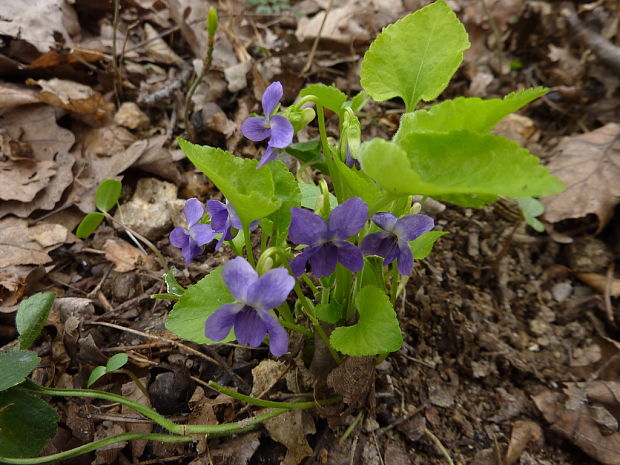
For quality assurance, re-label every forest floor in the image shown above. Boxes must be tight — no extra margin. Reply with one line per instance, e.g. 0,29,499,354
1,0,620,464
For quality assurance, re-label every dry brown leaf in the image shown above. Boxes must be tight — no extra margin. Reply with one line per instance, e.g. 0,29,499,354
542,123,620,230
113,102,150,130
534,382,620,465
327,356,375,412
0,217,73,268
250,359,288,397
26,78,107,118
0,159,56,202
0,0,80,53
144,23,182,65
576,272,620,296
121,379,152,460
295,0,372,44
0,83,39,108
0,265,45,308
103,238,152,272
264,409,316,465
504,420,544,465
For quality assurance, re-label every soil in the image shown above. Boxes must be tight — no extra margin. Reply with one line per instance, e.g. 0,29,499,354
1,1,620,464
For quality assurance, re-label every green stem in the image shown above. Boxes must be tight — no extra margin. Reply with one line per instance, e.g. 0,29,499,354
227,239,243,257
243,224,256,267
278,318,313,337
276,302,294,324
369,194,396,215
390,263,400,307
110,369,149,399
302,274,319,298
0,433,191,465
207,382,340,409
19,381,288,436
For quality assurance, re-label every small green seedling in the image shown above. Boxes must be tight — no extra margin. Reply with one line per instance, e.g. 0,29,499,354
75,179,122,238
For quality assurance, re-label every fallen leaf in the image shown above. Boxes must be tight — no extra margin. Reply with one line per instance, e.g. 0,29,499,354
0,0,80,53
0,217,73,268
504,420,543,465
114,102,150,130
264,409,316,465
206,432,260,465
27,78,107,118
144,23,182,65
576,272,620,296
327,356,375,412
542,123,620,231
533,382,620,465
0,82,39,108
103,238,153,272
0,266,45,308
295,0,372,45
0,158,56,202
250,359,288,397
121,379,152,460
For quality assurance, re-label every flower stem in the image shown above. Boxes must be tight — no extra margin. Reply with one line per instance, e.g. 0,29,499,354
278,318,313,337
276,302,295,324
207,381,340,409
0,433,191,465
390,263,400,307
243,224,256,268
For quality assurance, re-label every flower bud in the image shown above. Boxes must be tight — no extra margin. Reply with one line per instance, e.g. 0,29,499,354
283,105,316,133
207,7,218,39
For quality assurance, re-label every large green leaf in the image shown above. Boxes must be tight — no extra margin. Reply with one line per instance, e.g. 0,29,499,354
410,231,449,260
298,182,338,210
299,84,347,114
16,292,56,350
0,388,58,458
330,286,403,356
265,161,301,245
360,0,470,111
178,139,281,226
360,134,565,204
166,267,235,344
0,350,40,392
333,157,382,210
394,87,548,143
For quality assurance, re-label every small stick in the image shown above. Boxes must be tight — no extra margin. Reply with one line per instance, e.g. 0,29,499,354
111,0,122,106
424,427,455,465
301,0,334,75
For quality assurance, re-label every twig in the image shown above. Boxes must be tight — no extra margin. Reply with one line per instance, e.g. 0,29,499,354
424,427,454,465
301,0,334,75
111,0,122,106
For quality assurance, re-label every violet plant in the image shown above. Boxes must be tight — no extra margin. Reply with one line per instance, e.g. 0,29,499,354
0,2,565,463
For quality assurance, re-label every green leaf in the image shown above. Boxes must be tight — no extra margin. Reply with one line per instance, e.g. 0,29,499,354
164,269,185,296
298,182,338,210
349,91,370,113
315,302,343,324
360,0,470,111
0,388,58,458
299,83,347,114
95,179,122,212
333,157,382,209
75,212,104,238
0,350,40,392
410,231,449,260
16,292,56,350
87,366,107,387
165,267,235,344
106,353,128,372
361,134,565,205
285,140,327,172
178,138,281,226
330,286,403,356
265,161,301,245
394,87,548,143
518,197,545,232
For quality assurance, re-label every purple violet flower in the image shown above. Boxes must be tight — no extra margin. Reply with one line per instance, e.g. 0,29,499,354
207,199,258,250
240,81,294,168
345,146,361,170
204,257,293,356
360,212,434,275
169,198,218,266
289,197,368,278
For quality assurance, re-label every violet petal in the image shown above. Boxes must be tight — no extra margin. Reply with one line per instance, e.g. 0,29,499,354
205,303,243,341
262,81,283,116
393,214,434,241
397,242,414,275
334,240,364,272
226,202,244,230
290,247,315,277
190,223,217,246
360,231,399,265
241,117,271,142
234,308,267,347
372,212,398,233
327,197,368,240
206,200,229,233
268,115,294,148
181,238,202,266
289,207,328,245
257,145,279,169
258,310,289,356
169,227,189,248
246,268,294,311
222,257,258,302
184,198,204,226
308,243,338,278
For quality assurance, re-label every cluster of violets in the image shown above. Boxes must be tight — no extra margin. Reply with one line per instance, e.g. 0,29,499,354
170,82,434,356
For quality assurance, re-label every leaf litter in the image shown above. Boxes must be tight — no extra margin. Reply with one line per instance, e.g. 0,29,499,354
0,0,620,464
